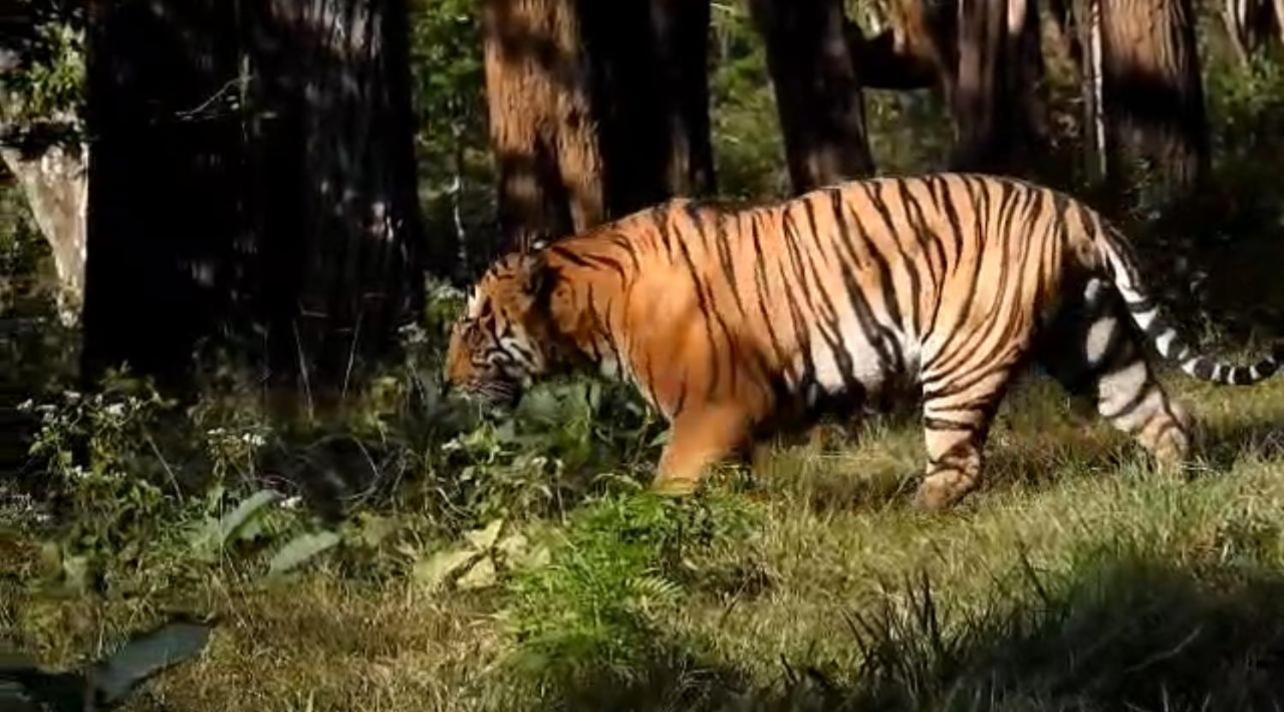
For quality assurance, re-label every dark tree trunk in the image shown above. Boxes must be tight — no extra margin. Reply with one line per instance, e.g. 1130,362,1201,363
482,0,605,251
750,0,873,193
583,0,716,214
1099,0,1209,203
82,0,245,389
245,0,424,410
950,0,1047,173
848,0,956,92
84,0,423,404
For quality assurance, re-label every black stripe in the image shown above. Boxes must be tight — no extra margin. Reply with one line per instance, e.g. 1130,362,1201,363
675,227,723,400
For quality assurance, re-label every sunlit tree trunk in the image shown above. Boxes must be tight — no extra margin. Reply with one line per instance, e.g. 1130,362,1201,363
245,0,425,410
1099,0,1209,202
481,0,605,251
0,143,86,324
751,0,873,193
1222,0,1283,64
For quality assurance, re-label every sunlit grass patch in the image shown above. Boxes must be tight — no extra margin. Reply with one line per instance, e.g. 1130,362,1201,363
6,367,1284,710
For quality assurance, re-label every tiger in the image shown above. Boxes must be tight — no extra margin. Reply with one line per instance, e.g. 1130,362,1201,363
444,173,1282,510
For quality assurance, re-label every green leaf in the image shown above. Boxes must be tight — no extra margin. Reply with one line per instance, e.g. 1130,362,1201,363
216,490,280,547
267,531,341,576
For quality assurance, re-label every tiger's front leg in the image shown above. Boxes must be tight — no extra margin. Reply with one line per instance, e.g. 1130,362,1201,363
651,402,754,496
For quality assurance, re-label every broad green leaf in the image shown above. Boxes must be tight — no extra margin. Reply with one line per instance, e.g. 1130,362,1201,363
216,490,280,546
267,531,340,576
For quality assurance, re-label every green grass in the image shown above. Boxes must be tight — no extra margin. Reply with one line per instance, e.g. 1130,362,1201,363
6,372,1284,711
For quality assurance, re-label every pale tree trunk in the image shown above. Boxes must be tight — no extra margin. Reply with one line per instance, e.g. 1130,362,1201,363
751,0,874,193
482,0,605,251
0,142,86,325
951,0,1047,172
1222,0,1283,64
1099,0,1209,203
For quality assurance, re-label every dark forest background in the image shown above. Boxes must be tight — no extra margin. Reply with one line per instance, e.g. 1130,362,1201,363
5,2,1284,710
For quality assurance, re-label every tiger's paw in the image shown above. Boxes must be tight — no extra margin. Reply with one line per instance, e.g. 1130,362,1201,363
912,472,976,512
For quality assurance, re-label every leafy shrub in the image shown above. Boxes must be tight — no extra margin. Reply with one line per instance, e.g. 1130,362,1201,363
504,490,756,694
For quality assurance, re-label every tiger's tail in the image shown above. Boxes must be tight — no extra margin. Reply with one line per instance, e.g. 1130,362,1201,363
1090,217,1282,386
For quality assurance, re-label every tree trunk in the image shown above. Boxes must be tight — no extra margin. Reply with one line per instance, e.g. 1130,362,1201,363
1099,0,1209,203
245,0,424,410
848,0,955,92
85,0,423,401
583,0,716,214
482,0,605,251
751,0,874,193
950,0,1047,173
0,142,86,325
1222,0,1282,64
82,0,246,388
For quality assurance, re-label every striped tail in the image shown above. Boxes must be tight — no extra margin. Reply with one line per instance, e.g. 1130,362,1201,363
1094,224,1282,386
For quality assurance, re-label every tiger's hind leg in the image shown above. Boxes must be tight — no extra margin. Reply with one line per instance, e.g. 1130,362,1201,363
1038,279,1193,468
914,369,1014,511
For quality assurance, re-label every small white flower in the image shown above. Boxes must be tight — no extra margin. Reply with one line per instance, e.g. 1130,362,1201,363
241,432,266,447
64,391,81,401
17,399,33,411
103,403,126,418
280,496,302,510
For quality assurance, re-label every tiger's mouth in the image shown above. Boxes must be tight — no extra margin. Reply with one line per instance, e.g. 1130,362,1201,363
462,378,522,406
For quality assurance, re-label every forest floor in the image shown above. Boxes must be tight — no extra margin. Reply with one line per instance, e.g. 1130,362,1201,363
5,371,1284,711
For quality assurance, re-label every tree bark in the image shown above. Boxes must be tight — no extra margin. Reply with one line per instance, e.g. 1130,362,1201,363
1099,0,1209,203
482,0,605,251
848,0,955,92
84,0,423,401
950,0,1047,173
1222,0,1283,64
245,0,424,409
751,0,874,193
583,0,716,213
0,142,86,324
82,0,246,388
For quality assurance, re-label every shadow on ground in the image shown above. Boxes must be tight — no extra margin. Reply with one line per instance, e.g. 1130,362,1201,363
547,552,1284,712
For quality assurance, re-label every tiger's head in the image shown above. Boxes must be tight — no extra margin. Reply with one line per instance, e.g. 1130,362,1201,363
444,252,554,405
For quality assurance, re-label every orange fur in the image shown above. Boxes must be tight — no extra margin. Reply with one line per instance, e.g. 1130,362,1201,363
446,173,1278,509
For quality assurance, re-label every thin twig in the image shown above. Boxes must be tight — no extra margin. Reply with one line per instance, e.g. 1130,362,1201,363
293,320,315,421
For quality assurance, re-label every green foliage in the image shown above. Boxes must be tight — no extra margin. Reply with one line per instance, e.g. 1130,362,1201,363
0,180,52,314
408,0,498,276
0,2,85,135
504,490,756,692
709,4,789,200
